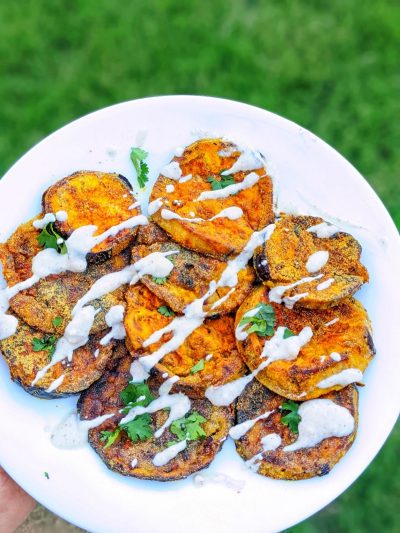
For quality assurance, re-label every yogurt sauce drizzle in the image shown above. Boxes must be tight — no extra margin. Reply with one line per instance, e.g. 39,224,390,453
195,172,261,202
317,278,334,291
51,412,114,449
160,206,243,223
283,399,355,452
220,150,264,175
100,305,126,346
307,222,341,238
317,368,363,388
161,161,182,180
152,439,187,467
245,433,282,471
33,211,68,229
229,410,274,440
306,251,329,273
269,273,323,309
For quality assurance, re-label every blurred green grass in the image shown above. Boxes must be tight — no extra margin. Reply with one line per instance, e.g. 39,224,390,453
0,0,398,531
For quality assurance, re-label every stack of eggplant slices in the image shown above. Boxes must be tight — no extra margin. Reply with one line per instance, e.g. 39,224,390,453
0,138,374,481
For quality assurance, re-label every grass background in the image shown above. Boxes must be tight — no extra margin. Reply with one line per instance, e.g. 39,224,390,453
1,0,399,531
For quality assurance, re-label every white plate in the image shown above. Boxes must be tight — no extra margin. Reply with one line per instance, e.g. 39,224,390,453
0,96,399,533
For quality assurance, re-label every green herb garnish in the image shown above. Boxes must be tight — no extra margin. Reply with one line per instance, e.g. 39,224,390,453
100,382,155,449
157,305,175,317
283,328,295,339
152,276,167,285
208,174,235,190
239,303,276,337
130,147,149,188
52,316,62,328
169,412,207,444
190,359,205,374
38,222,67,254
44,472,49,479
32,335,57,357
281,400,301,434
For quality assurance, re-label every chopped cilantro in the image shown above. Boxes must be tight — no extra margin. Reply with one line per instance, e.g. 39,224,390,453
169,412,207,444
283,328,295,339
100,428,122,449
208,174,235,190
121,414,153,442
44,472,49,479
120,382,154,409
37,222,67,254
281,400,301,434
157,305,175,317
32,335,57,357
130,147,149,188
239,303,276,337
52,316,62,328
190,359,205,374
152,276,167,285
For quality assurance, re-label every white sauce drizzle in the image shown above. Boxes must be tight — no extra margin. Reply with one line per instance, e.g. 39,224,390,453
269,273,323,309
179,173,193,183
245,433,282,471
161,161,182,180
158,375,180,396
235,307,259,341
307,222,341,238
283,399,354,452
195,172,260,202
325,318,339,327
193,473,245,492
166,184,175,193
100,305,126,346
220,150,263,175
205,353,213,361
330,352,342,362
33,211,68,229
160,206,243,223
148,198,164,216
129,360,150,383
152,439,187,467
306,251,329,273
45,374,65,393
51,412,114,449
131,458,138,468
317,368,363,388
317,278,334,291
128,200,140,211
94,349,100,358
229,410,274,440
210,287,235,310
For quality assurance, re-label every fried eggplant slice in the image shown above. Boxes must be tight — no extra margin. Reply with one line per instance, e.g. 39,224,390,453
254,215,369,308
150,138,274,259
131,242,255,315
136,222,169,245
78,355,234,481
0,218,131,333
42,171,140,261
0,315,120,398
235,286,374,400
234,380,358,480
124,284,245,398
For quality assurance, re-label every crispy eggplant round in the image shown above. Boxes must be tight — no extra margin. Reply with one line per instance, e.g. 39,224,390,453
234,380,358,480
135,222,169,245
150,138,274,259
42,171,140,261
0,218,131,334
78,355,234,481
235,286,374,400
124,284,245,398
254,215,369,308
0,315,120,398
131,241,255,315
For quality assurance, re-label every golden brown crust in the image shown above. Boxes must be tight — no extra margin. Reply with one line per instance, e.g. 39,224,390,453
131,241,255,315
254,215,368,308
42,171,139,258
124,284,246,398
78,356,234,481
235,286,374,400
235,380,358,480
0,314,121,398
150,139,274,259
135,223,169,245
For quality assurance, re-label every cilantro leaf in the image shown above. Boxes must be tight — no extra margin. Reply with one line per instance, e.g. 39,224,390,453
120,382,154,408
130,147,149,188
52,316,62,328
37,222,67,254
152,276,167,285
170,412,207,443
281,400,301,434
100,428,122,449
157,305,175,317
208,174,235,190
121,413,153,442
190,359,205,374
283,328,295,339
239,303,276,337
32,335,57,357
44,472,49,479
